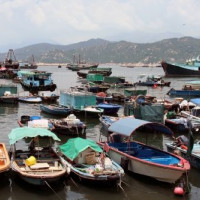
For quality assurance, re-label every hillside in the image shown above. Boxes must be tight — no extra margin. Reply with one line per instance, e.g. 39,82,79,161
1,37,200,64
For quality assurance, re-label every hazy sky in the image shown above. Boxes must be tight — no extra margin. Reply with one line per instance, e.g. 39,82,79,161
0,0,199,51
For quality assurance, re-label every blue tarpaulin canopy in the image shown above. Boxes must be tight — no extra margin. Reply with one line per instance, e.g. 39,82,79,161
108,118,174,137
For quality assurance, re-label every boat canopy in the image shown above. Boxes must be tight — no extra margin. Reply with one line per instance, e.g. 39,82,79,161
108,118,174,137
8,127,60,145
20,71,52,76
59,137,102,161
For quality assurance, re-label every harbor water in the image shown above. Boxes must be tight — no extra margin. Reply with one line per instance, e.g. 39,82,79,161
0,65,200,200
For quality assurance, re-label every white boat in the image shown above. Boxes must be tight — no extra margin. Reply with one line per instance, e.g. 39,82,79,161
98,118,190,184
18,96,42,103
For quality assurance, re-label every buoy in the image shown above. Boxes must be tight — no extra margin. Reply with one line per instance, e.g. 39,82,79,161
174,186,185,196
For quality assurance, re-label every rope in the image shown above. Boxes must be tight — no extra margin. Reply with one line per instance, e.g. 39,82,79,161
44,180,64,200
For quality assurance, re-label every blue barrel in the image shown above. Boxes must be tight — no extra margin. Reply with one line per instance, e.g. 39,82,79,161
30,116,41,121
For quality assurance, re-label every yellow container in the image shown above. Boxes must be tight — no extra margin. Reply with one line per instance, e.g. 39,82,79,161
25,156,36,166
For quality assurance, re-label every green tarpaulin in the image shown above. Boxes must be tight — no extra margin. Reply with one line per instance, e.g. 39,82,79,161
59,137,103,161
9,127,61,145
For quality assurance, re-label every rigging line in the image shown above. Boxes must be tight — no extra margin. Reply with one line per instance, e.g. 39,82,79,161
44,180,64,200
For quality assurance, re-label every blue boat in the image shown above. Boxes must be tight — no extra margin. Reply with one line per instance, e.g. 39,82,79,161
20,71,57,93
97,103,122,115
190,98,200,105
167,88,200,97
40,104,72,116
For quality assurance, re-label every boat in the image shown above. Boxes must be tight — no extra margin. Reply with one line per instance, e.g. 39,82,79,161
166,135,200,169
134,76,171,87
182,81,200,90
98,118,190,184
9,127,69,186
0,49,19,79
96,92,113,104
40,104,72,116
19,55,38,69
0,143,10,173
18,96,42,103
58,137,124,184
167,88,200,97
97,103,122,115
77,71,88,79
161,58,200,77
60,89,104,117
20,70,57,93
67,55,99,71
50,114,86,135
88,68,112,76
38,91,59,103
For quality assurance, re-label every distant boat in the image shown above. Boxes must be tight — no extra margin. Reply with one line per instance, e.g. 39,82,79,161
67,55,98,71
19,55,38,69
40,104,72,116
161,57,200,77
167,88,200,97
18,96,42,103
97,103,122,115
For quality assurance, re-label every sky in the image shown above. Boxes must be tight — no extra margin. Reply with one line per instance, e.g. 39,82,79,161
0,0,199,52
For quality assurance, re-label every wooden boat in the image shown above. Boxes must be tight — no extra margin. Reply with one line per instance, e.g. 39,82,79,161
58,137,124,184
20,70,57,93
9,127,69,186
88,68,112,76
40,104,72,116
98,118,190,184
77,71,87,79
18,96,42,103
0,143,10,173
167,88,200,97
97,103,122,115
166,135,200,169
50,114,86,135
38,91,59,103
19,56,38,69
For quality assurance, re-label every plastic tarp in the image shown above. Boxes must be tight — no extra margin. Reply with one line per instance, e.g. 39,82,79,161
108,118,173,137
59,137,103,161
9,127,61,145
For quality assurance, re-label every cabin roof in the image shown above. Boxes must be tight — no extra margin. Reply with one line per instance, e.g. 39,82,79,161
108,118,174,137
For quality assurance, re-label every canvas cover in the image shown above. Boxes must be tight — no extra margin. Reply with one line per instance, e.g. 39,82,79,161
9,127,60,145
59,137,102,161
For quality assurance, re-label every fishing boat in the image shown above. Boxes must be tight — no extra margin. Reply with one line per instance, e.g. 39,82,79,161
166,135,200,169
96,92,113,104
19,55,38,69
20,71,57,93
38,91,59,103
98,118,190,184
97,103,122,115
0,143,10,173
161,57,200,77
18,96,42,103
50,114,86,135
134,76,171,87
88,68,112,76
9,127,69,186
58,137,124,184
167,88,200,97
40,104,72,116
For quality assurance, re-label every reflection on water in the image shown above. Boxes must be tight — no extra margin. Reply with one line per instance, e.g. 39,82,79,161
0,65,199,200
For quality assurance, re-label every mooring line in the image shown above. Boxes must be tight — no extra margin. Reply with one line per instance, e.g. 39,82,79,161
44,180,64,200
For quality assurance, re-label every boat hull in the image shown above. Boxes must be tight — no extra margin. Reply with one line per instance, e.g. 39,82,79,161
99,142,189,183
161,61,200,77
167,88,200,97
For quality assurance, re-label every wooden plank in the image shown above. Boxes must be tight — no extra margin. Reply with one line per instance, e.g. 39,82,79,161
30,163,49,170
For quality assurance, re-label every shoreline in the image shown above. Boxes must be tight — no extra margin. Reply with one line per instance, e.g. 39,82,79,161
38,62,161,68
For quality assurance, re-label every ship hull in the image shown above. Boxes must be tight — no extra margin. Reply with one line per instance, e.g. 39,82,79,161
161,61,200,77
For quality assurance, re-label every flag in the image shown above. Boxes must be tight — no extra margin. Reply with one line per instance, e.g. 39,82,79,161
103,142,110,152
